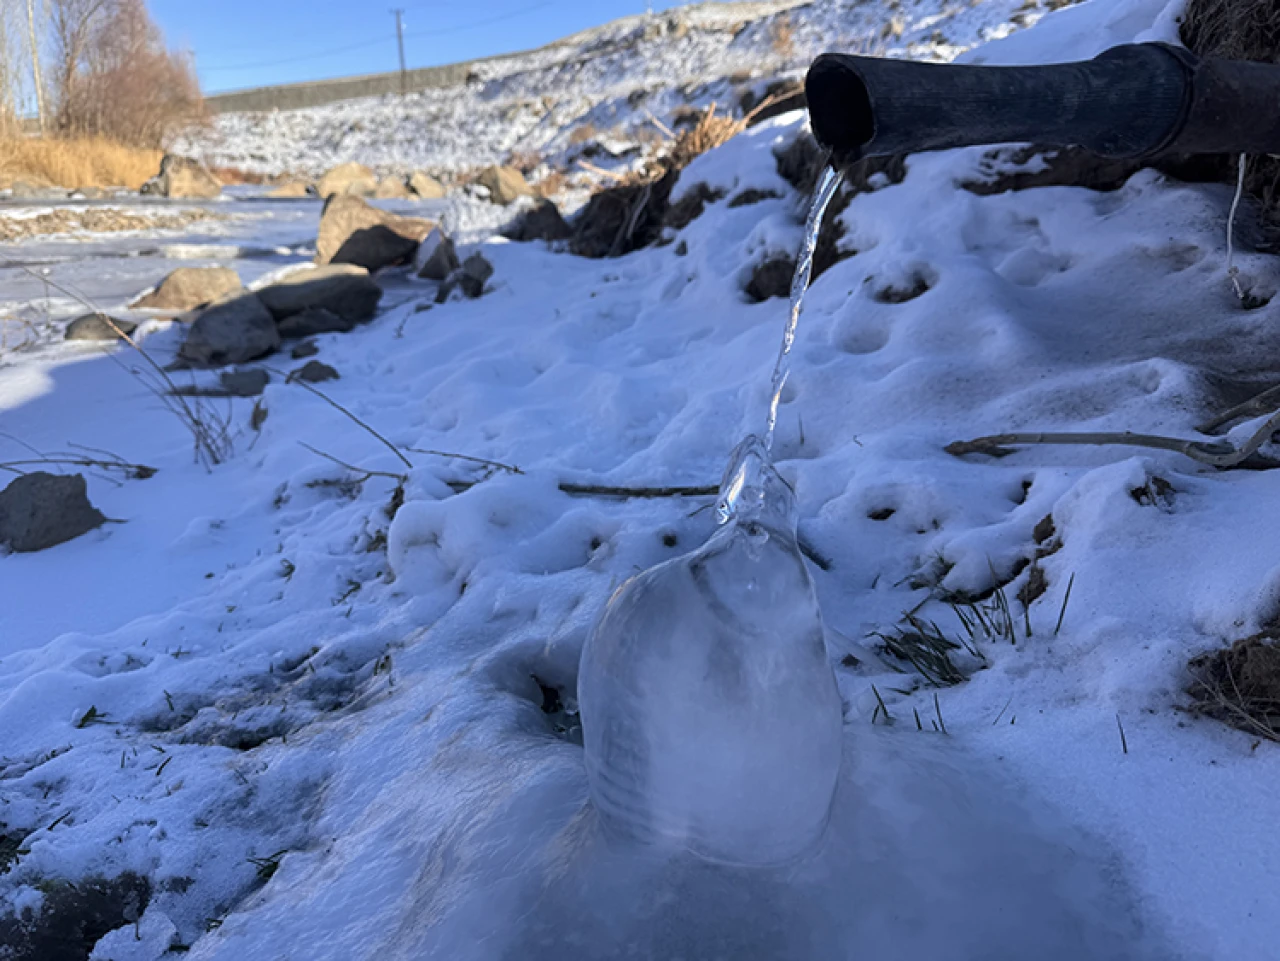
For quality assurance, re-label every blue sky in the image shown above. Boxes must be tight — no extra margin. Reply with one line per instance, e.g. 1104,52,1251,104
150,0,692,94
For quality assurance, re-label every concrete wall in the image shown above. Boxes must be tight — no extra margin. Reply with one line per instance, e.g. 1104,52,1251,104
205,61,484,114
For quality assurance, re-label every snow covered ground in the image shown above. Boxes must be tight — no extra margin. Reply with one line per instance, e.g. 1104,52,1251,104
179,0,1057,178
6,0,1280,958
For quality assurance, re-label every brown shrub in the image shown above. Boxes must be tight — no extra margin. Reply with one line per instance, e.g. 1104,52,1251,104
567,124,598,146
0,136,162,188
210,166,269,186
53,0,205,148
1188,632,1280,742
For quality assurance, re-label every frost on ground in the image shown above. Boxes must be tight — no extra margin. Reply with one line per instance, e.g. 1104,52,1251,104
4,0,1280,958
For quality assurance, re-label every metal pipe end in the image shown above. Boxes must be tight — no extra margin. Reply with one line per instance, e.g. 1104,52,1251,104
805,54,874,164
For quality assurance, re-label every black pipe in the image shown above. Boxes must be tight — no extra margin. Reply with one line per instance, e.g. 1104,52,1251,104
805,43,1280,167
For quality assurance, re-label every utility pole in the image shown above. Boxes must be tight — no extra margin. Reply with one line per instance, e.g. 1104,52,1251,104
25,0,45,133
392,9,407,96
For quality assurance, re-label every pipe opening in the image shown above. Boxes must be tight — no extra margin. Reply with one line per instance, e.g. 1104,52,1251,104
805,55,875,162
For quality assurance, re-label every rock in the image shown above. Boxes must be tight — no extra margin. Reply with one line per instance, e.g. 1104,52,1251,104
746,256,795,302
267,180,313,199
316,162,378,199
290,360,340,383
141,155,221,199
132,267,243,312
11,179,66,200
291,340,320,359
219,368,270,396
315,195,434,271
278,307,353,338
179,293,281,367
505,199,571,242
64,313,138,341
257,264,383,325
374,177,413,199
415,228,461,281
437,252,494,302
475,165,535,205
570,168,677,259
0,472,105,552
408,171,446,199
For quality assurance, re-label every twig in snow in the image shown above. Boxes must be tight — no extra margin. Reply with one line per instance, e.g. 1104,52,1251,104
0,257,234,467
403,447,523,475
268,370,412,471
298,443,407,483
946,422,1280,469
1197,382,1280,435
1116,713,1129,755
558,483,718,498
1054,573,1076,637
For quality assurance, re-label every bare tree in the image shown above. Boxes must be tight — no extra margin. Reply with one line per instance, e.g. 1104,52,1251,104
51,0,203,146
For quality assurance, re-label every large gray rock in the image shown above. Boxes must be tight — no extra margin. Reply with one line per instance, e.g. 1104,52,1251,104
506,200,571,242
408,171,445,199
65,313,138,341
278,308,352,338
415,229,461,282
132,267,243,312
476,165,535,205
257,264,383,326
437,252,494,302
179,293,281,367
316,162,378,199
220,368,270,396
141,155,222,200
316,195,434,271
0,473,105,552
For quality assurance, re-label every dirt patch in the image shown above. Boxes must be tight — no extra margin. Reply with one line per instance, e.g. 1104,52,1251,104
959,145,1145,196
1188,632,1280,742
0,207,224,242
0,872,150,961
665,183,725,230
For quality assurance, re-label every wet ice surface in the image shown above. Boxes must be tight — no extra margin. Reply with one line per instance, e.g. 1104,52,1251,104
3,2,1280,957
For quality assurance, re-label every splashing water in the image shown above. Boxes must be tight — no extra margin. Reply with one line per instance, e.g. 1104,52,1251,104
762,165,845,457
578,168,850,867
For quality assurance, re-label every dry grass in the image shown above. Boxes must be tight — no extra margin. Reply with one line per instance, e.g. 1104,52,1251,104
1181,0,1280,220
0,137,161,189
1188,632,1280,743
769,18,796,59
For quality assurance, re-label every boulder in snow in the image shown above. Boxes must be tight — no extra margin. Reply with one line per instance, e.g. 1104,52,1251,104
0,473,105,553
179,293,281,367
257,264,383,326
316,195,433,271
132,267,243,312
316,162,378,199
415,228,461,281
219,368,270,397
437,252,494,302
409,171,446,199
374,176,413,199
475,165,535,205
278,307,354,338
289,360,340,384
64,313,137,341
141,155,222,200
267,180,314,199
505,200,572,242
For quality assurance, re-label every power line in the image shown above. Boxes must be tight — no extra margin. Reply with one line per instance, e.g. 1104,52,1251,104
200,1,553,74
393,9,407,96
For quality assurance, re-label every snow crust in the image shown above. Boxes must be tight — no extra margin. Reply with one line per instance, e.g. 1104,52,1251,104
4,0,1280,958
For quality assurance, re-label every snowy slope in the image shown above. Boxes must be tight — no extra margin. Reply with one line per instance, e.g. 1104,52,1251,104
7,0,1280,958
178,0,1059,178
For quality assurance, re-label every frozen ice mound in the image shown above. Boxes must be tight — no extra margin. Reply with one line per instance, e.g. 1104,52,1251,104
579,437,844,865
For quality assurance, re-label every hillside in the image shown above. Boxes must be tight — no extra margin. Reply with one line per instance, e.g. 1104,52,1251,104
177,0,1053,177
